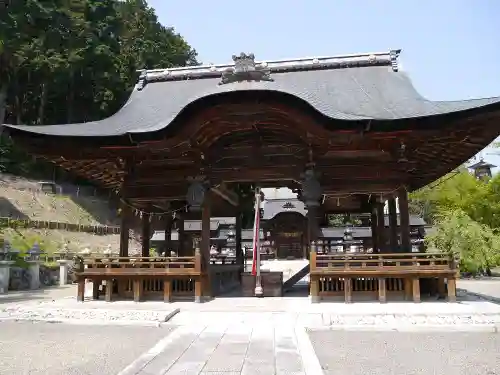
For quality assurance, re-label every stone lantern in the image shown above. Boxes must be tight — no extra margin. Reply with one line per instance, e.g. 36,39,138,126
25,243,44,289
342,225,354,253
225,225,236,257
26,243,43,262
57,243,73,286
0,237,15,294
0,238,11,262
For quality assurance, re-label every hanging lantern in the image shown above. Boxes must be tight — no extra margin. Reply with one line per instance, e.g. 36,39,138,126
301,169,322,207
186,180,208,211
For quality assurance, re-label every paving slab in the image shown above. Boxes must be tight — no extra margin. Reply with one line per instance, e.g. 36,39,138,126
119,323,318,375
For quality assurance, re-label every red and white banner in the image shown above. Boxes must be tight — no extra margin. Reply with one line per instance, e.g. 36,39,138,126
251,189,261,276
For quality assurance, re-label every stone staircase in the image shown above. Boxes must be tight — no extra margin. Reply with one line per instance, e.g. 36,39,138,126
261,259,310,293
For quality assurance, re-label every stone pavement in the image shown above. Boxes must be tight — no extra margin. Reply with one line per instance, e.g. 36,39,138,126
118,320,320,375
458,279,500,303
0,321,174,375
309,330,500,375
3,283,500,374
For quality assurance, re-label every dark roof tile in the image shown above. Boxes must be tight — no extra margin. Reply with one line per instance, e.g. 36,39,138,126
4,50,500,137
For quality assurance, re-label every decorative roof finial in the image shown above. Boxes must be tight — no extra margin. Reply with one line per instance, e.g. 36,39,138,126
219,53,274,85
390,49,401,72
137,69,147,91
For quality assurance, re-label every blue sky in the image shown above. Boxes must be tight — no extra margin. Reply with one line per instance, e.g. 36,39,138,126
149,0,500,168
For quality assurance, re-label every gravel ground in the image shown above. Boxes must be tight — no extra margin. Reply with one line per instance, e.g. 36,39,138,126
0,321,174,375
309,330,500,375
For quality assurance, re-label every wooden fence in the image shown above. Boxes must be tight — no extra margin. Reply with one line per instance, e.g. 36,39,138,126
0,217,120,234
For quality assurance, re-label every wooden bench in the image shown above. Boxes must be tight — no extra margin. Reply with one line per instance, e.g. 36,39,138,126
310,251,458,303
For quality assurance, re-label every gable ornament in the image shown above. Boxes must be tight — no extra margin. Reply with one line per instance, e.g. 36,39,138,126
219,53,274,85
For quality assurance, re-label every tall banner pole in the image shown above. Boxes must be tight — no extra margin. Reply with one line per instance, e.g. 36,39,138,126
251,189,259,275
253,187,263,297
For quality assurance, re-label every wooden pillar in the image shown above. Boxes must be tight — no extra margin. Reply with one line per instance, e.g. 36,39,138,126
398,187,411,252
141,214,151,257
447,277,457,302
388,198,398,251
119,202,130,257
309,242,319,303
177,214,185,256
370,207,378,253
307,205,319,258
344,278,352,303
376,200,386,252
235,210,243,266
412,277,421,303
201,193,212,297
378,278,387,303
164,216,173,256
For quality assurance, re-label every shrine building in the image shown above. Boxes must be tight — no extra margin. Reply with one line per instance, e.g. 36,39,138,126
2,50,500,303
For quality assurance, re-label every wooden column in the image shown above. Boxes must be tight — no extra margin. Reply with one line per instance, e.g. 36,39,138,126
370,207,378,253
119,202,130,257
398,188,411,252
201,192,212,297
309,242,319,303
307,205,319,258
164,216,173,256
388,198,398,251
141,215,150,257
376,201,386,252
177,214,185,256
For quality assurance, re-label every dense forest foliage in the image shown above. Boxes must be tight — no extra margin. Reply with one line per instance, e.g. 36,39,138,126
0,0,198,176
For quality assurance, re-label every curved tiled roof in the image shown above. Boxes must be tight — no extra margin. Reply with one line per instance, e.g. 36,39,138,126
3,49,500,137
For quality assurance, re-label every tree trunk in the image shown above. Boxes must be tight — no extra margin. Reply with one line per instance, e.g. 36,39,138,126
0,84,7,125
12,74,21,125
37,82,47,124
67,70,74,123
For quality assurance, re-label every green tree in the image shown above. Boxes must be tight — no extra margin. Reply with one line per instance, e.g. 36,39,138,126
0,0,198,177
426,209,500,274
409,169,485,224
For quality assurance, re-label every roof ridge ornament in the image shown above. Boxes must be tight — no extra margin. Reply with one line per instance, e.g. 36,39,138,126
219,53,274,85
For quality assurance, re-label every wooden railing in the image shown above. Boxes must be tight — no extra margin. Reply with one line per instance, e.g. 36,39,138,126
310,251,459,303
75,254,203,302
